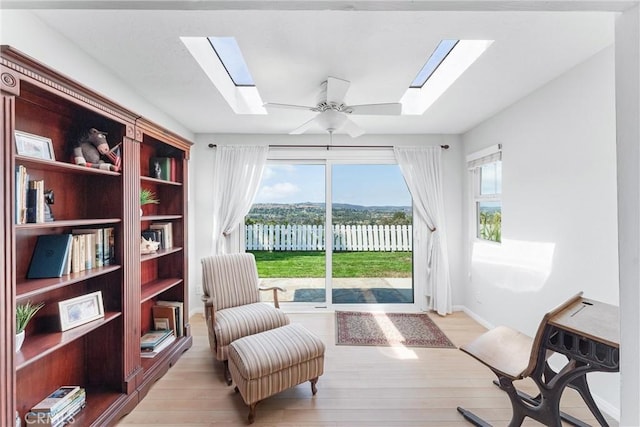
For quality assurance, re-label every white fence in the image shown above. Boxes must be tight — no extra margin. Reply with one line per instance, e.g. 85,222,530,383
245,224,412,252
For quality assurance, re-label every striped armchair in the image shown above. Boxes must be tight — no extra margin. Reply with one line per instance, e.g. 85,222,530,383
201,253,290,384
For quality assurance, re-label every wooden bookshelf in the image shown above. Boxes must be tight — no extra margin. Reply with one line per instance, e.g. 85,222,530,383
16,312,122,369
16,265,121,299
1,45,192,426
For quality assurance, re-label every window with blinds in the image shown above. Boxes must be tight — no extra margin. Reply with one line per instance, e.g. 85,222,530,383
468,145,502,243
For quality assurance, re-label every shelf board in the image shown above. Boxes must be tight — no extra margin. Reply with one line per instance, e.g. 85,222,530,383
141,278,183,302
16,218,121,230
71,388,128,427
16,155,121,176
140,335,191,371
140,215,182,222
140,247,182,262
141,175,182,186
16,311,122,370
17,265,122,300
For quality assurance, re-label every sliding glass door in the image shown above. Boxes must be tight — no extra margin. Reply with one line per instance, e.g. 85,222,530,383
246,158,414,308
331,164,413,304
246,163,327,304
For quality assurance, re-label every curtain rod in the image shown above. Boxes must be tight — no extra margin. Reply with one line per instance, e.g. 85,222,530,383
207,143,450,150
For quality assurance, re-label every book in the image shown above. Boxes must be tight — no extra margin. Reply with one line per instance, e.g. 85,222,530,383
72,228,105,268
27,234,73,279
26,391,86,427
150,222,173,249
152,305,178,335
15,165,27,224
103,227,115,265
30,386,81,414
140,334,176,358
26,179,45,223
140,329,173,349
155,300,184,337
28,388,86,423
70,235,82,273
62,238,72,276
36,180,45,223
170,157,177,182
26,186,37,223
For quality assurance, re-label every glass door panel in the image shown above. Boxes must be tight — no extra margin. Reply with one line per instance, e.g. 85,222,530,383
331,164,413,304
246,164,326,304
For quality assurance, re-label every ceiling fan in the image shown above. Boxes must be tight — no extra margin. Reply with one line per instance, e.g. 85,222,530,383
264,76,402,138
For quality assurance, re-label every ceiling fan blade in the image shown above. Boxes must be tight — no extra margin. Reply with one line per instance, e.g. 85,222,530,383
347,103,402,115
264,102,316,111
325,76,350,104
341,117,365,138
289,116,319,135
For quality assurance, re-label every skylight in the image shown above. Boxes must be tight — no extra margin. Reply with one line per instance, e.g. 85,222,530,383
207,37,255,86
181,37,266,114
410,40,459,88
401,40,493,115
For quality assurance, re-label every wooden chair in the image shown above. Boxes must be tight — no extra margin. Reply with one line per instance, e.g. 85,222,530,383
457,291,613,427
201,253,290,384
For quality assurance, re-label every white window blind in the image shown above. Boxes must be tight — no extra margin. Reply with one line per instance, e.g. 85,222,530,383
467,144,502,169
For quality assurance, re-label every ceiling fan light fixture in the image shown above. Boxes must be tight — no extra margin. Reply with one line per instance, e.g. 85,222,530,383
316,109,348,132
266,75,400,137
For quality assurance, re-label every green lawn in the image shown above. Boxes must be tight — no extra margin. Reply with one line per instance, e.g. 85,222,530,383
249,250,412,278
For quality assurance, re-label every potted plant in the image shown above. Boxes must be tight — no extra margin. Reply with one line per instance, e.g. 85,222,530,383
16,301,44,352
140,189,159,216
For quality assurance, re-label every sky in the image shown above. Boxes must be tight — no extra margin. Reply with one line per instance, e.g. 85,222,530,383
254,164,412,207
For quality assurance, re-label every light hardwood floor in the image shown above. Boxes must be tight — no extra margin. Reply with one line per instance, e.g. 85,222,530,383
117,311,617,426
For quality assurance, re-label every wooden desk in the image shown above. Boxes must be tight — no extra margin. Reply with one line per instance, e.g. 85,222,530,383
545,298,620,364
547,297,619,351
540,297,619,426
458,296,619,427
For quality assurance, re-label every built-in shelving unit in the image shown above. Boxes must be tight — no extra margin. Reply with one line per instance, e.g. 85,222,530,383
1,45,192,426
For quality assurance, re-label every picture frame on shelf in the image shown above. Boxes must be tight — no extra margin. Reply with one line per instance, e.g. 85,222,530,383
58,291,105,331
14,130,56,161
154,318,170,330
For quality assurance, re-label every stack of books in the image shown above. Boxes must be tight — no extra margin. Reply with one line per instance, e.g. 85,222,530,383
24,386,86,427
70,227,116,272
152,300,184,337
15,165,56,224
26,228,116,279
15,166,44,224
142,222,173,250
140,329,176,358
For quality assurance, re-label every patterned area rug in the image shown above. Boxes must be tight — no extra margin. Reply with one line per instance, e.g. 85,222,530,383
336,311,456,348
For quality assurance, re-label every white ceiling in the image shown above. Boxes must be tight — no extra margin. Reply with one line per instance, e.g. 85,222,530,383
29,6,615,136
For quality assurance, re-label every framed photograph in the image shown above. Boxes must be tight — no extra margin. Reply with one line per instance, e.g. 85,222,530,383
14,130,56,161
154,318,170,330
58,291,105,331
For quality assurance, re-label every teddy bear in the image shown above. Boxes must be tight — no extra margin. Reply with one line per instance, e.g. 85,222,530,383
72,128,121,172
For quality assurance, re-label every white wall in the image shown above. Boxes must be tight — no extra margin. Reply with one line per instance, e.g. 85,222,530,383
462,46,620,415
614,5,640,426
3,5,627,419
188,133,464,316
0,10,192,140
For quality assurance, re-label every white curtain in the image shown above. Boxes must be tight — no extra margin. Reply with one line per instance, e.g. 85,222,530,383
211,145,268,254
394,146,452,315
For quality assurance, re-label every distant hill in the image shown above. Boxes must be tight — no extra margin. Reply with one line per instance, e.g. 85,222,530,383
246,203,412,225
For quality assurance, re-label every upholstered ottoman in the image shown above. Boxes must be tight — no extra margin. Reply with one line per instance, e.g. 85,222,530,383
228,323,325,423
